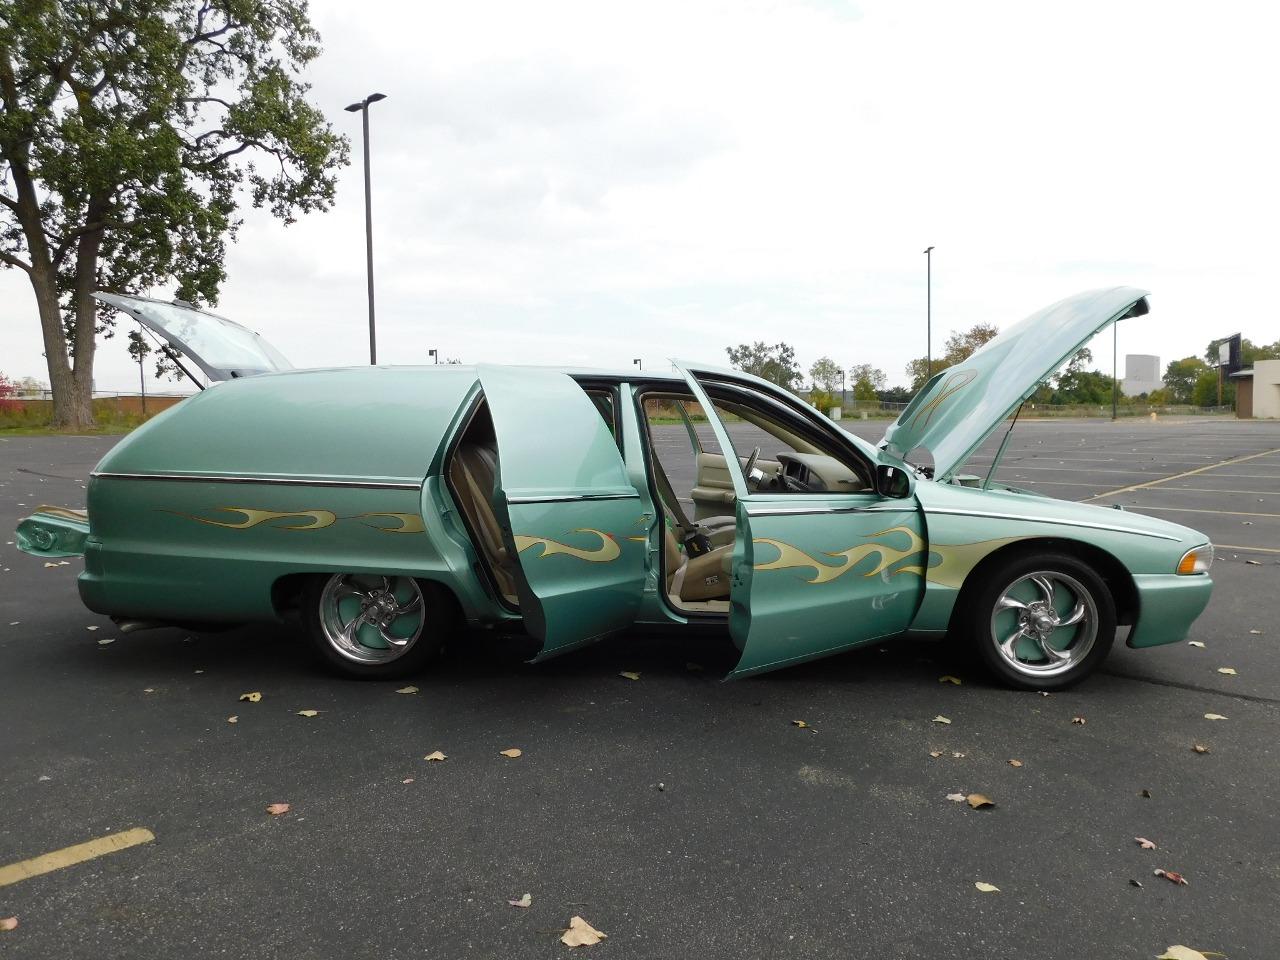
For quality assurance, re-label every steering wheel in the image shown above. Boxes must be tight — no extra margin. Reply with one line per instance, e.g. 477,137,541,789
742,446,762,489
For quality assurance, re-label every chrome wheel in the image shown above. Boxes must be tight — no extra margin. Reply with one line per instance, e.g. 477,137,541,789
989,570,1097,679
317,574,426,665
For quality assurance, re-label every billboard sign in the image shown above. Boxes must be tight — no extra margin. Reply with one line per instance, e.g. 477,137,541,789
1216,333,1242,373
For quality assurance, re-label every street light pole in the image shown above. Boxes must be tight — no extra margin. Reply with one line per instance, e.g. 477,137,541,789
345,92,387,365
923,246,934,380
1112,322,1118,421
428,349,438,365
633,359,642,370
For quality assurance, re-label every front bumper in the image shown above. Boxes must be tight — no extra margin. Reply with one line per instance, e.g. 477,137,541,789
1126,573,1213,648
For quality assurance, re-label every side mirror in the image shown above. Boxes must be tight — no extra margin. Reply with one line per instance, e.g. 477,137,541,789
876,463,914,499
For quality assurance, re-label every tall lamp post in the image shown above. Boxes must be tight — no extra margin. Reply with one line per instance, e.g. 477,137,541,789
1112,323,1118,421
633,358,642,370
428,349,438,365
345,92,387,365
923,246,935,380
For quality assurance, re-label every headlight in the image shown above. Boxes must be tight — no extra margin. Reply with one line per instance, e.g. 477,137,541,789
1177,544,1214,575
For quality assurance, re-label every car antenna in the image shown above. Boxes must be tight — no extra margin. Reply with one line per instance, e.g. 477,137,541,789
981,400,1025,490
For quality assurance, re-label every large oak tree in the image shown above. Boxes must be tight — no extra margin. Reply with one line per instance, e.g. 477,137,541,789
0,0,347,427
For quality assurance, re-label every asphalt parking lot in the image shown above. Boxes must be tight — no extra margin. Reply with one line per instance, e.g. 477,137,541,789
2,417,1278,959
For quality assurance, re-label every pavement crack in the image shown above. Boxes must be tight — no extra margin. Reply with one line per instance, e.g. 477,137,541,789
1102,668,1280,706
16,467,81,480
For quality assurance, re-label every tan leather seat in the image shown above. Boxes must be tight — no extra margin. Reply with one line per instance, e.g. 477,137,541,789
664,528,732,603
450,442,519,601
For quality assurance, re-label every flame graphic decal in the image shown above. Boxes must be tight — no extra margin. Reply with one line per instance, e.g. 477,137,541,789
164,508,426,533
513,528,621,563
753,526,928,584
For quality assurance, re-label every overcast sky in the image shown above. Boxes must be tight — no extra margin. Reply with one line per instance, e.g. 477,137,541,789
3,0,1277,393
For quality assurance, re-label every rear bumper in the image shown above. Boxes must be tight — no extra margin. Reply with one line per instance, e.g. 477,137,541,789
1126,573,1213,648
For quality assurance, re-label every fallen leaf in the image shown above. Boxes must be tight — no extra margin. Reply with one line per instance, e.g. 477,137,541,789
945,792,967,802
266,803,290,816
395,685,419,695
1008,759,1023,768
1216,667,1237,676
1204,713,1228,721
402,778,415,784
792,720,808,728
500,748,522,758
967,793,995,810
1188,641,1205,648
1071,716,1086,725
561,916,606,947
1192,744,1210,754
1129,879,1142,888
424,750,447,761
938,675,962,685
297,709,319,718
619,671,641,680
1153,868,1188,886
974,882,999,893
1040,691,1050,697
1249,629,1262,635
239,691,262,703
97,637,114,646
0,917,16,931
932,715,951,724
43,562,58,568
227,716,238,724
929,750,943,758
508,893,532,908
1135,837,1157,849
1140,789,1152,798
1158,947,1213,960
143,688,155,694
951,751,966,759
86,625,98,631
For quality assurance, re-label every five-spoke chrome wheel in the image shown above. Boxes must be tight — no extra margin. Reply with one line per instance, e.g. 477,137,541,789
317,573,427,666
989,571,1097,678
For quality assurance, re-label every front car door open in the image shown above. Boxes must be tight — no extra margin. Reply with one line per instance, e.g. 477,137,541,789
478,366,648,660
674,362,927,678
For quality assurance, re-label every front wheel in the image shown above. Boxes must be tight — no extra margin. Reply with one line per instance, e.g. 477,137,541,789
302,573,451,679
962,553,1116,690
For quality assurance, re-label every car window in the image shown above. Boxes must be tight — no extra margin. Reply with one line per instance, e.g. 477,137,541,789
583,387,621,450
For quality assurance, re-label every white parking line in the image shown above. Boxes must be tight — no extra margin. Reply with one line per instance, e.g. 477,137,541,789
1086,447,1280,501
1122,505,1280,519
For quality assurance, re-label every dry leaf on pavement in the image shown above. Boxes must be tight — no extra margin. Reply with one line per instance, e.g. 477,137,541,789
938,675,962,685
395,685,419,694
1008,759,1023,767
619,671,640,680
424,751,447,761
500,748,522,758
508,893,532,908
1249,629,1262,635
86,625,98,631
1192,744,1210,754
1216,667,1237,675
932,715,951,724
266,803,290,815
929,751,943,758
0,917,16,932
239,691,262,703
1154,868,1188,886
967,793,994,809
297,710,319,718
1071,716,1086,725
792,720,808,728
402,778,414,784
97,637,114,645
227,716,238,724
1204,713,1228,721
561,916,606,947
945,793,966,802
974,882,999,893
1188,641,1205,648
1135,837,1157,849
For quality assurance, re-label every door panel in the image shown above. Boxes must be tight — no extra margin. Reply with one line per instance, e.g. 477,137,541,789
691,452,781,521
672,361,926,678
478,366,647,660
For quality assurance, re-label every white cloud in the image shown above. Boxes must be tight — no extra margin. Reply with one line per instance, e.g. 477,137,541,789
3,0,1277,392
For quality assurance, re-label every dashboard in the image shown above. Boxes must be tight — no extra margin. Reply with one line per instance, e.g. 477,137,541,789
776,452,873,493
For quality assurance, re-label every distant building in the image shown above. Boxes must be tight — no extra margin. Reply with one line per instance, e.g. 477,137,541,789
1232,359,1280,418
1121,353,1163,396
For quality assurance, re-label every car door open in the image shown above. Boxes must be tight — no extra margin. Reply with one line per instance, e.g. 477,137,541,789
477,365,648,660
674,361,928,678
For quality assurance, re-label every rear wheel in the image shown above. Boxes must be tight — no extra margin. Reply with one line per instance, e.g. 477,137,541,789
302,573,450,679
963,553,1115,690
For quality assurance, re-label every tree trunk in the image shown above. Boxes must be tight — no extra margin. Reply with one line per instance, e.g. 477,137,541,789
68,200,107,430
26,259,89,429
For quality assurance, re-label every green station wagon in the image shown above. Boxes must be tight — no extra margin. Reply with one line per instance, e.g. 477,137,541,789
17,286,1214,689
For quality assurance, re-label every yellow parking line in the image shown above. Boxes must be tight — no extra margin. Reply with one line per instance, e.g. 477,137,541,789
0,828,154,887
1086,447,1280,501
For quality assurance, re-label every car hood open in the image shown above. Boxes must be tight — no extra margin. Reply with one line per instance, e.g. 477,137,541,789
879,286,1150,479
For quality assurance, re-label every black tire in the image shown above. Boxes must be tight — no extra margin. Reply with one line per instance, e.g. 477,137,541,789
302,573,453,680
961,552,1116,691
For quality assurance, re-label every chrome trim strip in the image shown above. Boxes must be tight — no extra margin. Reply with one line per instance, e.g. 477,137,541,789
506,492,641,504
924,506,1183,541
91,471,422,491
746,505,895,517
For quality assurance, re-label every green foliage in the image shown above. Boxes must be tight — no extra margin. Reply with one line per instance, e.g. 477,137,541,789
905,322,1000,390
808,356,842,394
1162,357,1209,403
0,0,349,426
1203,337,1280,366
878,385,912,404
848,362,885,402
1192,368,1223,407
725,341,802,390
808,389,833,412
